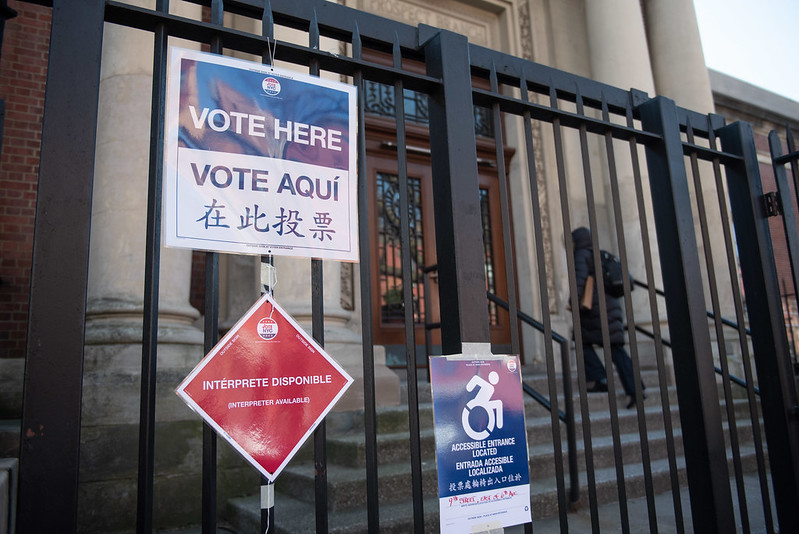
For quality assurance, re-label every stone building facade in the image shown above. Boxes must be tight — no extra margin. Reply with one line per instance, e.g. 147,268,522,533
1,0,798,530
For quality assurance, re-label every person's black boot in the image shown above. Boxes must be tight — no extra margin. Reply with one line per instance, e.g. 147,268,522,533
626,390,647,409
587,380,608,393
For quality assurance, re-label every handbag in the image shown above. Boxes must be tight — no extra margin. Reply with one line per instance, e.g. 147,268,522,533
580,275,594,310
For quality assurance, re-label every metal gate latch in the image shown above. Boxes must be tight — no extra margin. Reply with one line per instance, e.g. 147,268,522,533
762,191,783,217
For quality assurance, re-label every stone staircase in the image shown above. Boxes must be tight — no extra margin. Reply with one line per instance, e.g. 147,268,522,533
0,363,766,533
220,367,766,533
0,359,773,533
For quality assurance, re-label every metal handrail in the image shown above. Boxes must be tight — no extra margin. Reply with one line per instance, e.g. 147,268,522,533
486,293,581,507
631,279,759,395
486,293,569,419
633,279,753,335
633,325,760,396
420,264,580,506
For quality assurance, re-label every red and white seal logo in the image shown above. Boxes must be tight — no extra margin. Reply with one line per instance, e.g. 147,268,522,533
262,76,281,96
257,317,279,340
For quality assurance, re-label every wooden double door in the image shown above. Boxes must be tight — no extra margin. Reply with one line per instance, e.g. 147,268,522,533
365,119,514,366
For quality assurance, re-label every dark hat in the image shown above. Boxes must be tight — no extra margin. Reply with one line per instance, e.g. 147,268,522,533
571,226,590,242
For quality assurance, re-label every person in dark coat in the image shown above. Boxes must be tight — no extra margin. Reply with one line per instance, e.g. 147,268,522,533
572,226,643,409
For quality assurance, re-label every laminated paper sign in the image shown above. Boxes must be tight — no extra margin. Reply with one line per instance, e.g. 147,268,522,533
164,47,358,261
430,355,532,532
176,293,353,482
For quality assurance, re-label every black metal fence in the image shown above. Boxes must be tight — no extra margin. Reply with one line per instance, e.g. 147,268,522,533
770,126,799,363
15,0,799,532
0,1,15,164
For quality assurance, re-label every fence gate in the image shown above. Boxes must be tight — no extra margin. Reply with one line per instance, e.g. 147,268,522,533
13,0,799,532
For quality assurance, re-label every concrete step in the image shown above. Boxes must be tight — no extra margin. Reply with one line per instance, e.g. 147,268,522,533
222,368,769,532
401,367,664,404
227,443,767,533
256,410,764,511
291,388,679,469
532,442,769,522
226,492,441,534
0,419,20,458
272,393,765,505
273,456,437,511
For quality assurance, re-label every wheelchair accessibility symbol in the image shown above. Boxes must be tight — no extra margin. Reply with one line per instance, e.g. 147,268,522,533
461,371,504,440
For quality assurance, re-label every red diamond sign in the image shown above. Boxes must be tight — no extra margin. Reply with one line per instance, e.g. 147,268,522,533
176,293,353,482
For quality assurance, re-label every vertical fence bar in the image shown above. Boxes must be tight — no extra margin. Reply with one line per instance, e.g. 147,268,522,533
392,31,425,533
199,4,225,533
719,120,799,534
306,11,330,533
423,266,436,374
352,22,381,532
559,339,579,510
576,87,630,534
625,93,685,533
420,25,490,352
518,75,569,530
137,0,170,531
788,128,799,212
601,94,655,531
784,281,798,367
201,252,220,531
421,25,491,531
552,83,600,530
17,1,104,531
769,131,799,305
260,3,276,532
685,118,750,532
488,64,520,355
786,127,799,373
638,96,735,534
259,256,275,533
710,118,773,533
312,252,326,534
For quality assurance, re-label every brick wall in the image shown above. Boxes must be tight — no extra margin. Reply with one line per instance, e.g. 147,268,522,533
713,101,799,299
0,2,50,359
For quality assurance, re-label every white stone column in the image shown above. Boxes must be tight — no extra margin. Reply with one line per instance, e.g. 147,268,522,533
585,0,656,94
584,0,664,369
79,4,211,531
643,0,715,113
644,0,736,361
86,38,202,352
584,0,658,278
84,4,202,398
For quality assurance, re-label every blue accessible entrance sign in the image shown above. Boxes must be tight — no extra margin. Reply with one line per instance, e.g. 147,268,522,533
429,354,532,532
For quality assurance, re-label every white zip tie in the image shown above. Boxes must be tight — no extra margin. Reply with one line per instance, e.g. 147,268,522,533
266,38,278,69
260,482,274,508
261,261,277,296
261,483,274,534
